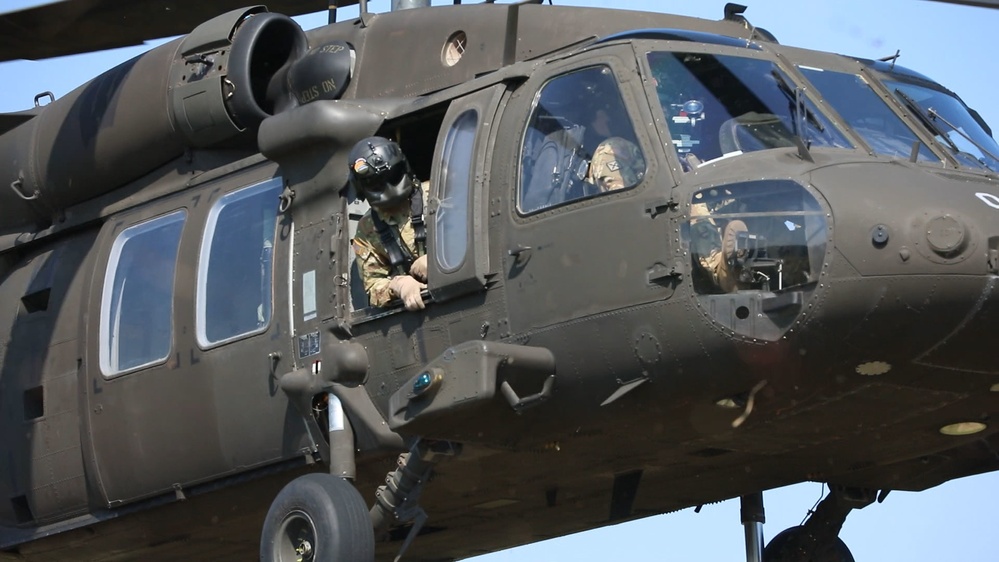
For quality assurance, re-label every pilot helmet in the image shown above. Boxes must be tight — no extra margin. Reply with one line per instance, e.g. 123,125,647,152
348,136,414,209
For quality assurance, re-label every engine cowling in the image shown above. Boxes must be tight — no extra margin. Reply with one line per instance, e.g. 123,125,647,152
0,6,308,232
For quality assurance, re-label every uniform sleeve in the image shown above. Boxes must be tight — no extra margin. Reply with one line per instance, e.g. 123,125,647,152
352,214,395,307
587,137,646,191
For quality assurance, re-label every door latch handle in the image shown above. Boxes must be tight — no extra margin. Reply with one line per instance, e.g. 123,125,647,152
508,245,532,257
508,245,533,265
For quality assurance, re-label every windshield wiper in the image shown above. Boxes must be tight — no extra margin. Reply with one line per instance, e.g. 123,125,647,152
925,107,999,172
771,70,825,136
895,88,996,171
894,88,965,156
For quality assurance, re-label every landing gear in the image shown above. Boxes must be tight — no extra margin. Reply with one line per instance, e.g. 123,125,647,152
741,493,766,562
741,486,875,562
370,439,461,560
261,473,375,562
764,526,854,562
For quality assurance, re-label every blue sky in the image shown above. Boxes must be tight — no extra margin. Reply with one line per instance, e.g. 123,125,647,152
2,1,998,560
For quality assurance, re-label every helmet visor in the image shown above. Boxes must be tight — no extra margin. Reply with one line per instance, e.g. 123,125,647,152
358,159,406,190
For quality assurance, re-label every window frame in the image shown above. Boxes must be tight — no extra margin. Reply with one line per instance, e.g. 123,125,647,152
796,67,941,164
435,109,479,273
195,177,282,349
422,84,505,305
642,49,854,170
517,63,648,215
99,210,186,378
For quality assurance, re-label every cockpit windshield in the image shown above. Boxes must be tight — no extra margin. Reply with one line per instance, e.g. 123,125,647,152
647,52,852,169
797,68,940,164
886,80,999,173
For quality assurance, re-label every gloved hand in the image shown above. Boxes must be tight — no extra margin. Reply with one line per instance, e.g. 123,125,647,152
409,255,428,282
389,275,427,311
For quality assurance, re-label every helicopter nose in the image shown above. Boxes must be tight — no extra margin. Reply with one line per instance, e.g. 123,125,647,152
809,163,991,277
805,162,999,375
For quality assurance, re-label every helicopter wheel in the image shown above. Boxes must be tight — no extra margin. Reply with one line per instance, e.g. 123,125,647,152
763,525,855,562
260,473,375,562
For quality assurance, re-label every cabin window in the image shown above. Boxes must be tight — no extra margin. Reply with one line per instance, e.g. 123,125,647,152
197,179,282,347
100,211,185,377
436,109,477,271
519,65,646,214
797,68,940,164
647,52,851,170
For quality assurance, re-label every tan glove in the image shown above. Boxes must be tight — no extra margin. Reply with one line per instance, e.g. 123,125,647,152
389,275,427,311
409,255,428,282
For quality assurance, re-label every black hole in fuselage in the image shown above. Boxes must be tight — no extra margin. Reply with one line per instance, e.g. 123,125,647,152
11,495,33,524
21,288,50,313
736,306,750,319
23,386,43,420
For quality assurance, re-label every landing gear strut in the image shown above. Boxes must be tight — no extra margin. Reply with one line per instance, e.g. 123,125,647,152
743,486,876,562
741,493,766,562
370,439,461,562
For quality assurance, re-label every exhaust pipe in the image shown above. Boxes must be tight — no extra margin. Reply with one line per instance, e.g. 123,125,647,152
391,0,431,10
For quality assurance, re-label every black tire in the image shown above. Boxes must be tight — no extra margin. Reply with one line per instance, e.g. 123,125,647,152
260,473,375,562
764,525,855,562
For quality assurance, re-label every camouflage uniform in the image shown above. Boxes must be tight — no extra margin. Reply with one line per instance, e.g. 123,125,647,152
352,182,429,307
586,137,645,191
690,202,747,293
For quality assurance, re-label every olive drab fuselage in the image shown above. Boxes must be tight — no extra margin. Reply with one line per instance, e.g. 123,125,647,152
1,3,998,561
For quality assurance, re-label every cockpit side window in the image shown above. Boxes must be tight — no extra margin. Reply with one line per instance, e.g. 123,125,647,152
519,66,646,214
100,211,185,377
798,68,940,164
647,52,852,170
196,179,282,348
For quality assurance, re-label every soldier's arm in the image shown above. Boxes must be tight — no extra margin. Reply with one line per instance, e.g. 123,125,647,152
352,237,394,308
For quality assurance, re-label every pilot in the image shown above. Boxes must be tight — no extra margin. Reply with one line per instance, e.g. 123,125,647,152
585,107,645,192
349,137,429,311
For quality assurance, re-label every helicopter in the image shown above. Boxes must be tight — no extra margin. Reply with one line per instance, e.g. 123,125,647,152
2,1,999,561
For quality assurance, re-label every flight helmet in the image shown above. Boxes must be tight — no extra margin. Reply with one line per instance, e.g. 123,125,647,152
348,136,414,209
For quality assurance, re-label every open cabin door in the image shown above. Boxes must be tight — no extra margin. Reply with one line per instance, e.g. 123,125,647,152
425,84,506,304
340,85,505,325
